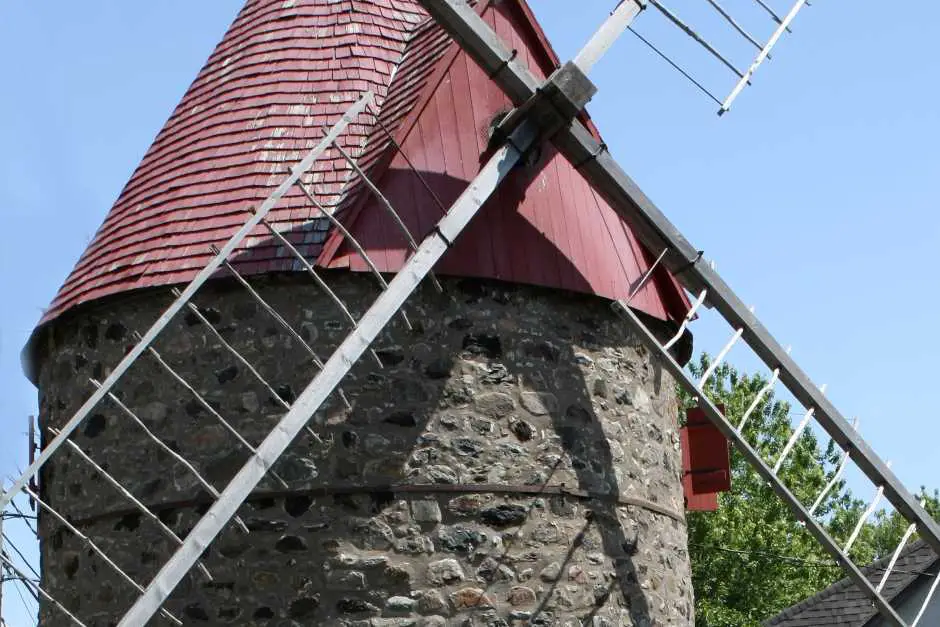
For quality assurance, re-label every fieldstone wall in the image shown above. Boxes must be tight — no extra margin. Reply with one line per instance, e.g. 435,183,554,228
34,274,693,626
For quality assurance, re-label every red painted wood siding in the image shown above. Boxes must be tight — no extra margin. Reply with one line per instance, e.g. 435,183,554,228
39,0,688,331
324,1,686,321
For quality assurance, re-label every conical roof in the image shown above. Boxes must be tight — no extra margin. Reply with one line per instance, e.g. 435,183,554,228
39,0,689,329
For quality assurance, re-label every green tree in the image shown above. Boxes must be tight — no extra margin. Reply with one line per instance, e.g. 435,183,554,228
681,355,938,627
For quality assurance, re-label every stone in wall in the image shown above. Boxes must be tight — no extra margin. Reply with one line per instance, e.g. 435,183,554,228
34,274,693,625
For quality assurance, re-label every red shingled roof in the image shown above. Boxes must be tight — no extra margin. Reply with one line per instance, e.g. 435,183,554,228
39,0,689,328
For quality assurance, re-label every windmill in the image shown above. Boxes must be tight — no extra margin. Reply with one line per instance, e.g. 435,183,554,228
1,1,934,626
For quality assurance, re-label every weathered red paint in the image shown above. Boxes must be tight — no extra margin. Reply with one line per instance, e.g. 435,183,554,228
40,0,689,330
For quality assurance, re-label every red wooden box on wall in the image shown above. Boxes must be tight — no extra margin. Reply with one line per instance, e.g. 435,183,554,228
681,406,731,512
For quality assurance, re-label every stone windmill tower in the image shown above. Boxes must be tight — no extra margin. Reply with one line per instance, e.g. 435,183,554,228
16,1,696,625
6,0,937,626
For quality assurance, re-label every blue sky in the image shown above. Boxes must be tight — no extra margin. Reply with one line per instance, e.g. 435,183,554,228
2,1,939,623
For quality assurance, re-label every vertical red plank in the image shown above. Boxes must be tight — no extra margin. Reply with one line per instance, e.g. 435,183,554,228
412,79,449,241
464,22,511,282
432,74,464,185
441,57,496,279
504,4,561,288
490,6,533,286
377,165,413,270
539,150,581,293
554,145,592,291
593,186,642,308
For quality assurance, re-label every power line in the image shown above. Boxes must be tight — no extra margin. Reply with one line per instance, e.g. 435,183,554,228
1,535,39,581
690,543,939,578
6,498,37,537
2,563,39,624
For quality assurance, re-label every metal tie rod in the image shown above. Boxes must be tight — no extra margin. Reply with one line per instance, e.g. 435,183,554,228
211,248,354,409
91,378,250,534
720,0,809,114
613,301,908,627
118,118,541,627
292,183,413,330
0,552,86,627
752,0,793,32
877,499,924,593
0,92,374,515
173,290,326,447
413,0,940,577
663,289,706,350
647,0,747,80
19,484,183,626
737,367,780,432
704,0,767,54
844,463,891,554
50,427,213,581
252,219,384,368
626,25,724,107
367,109,449,217
329,138,444,293
138,335,294,483
626,247,668,304
808,418,857,516
773,383,826,472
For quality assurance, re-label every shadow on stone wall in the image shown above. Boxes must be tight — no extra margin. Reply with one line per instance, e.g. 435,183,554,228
36,268,692,626
34,154,692,624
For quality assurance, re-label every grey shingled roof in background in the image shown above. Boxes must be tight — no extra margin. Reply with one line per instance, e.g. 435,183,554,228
763,539,939,626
